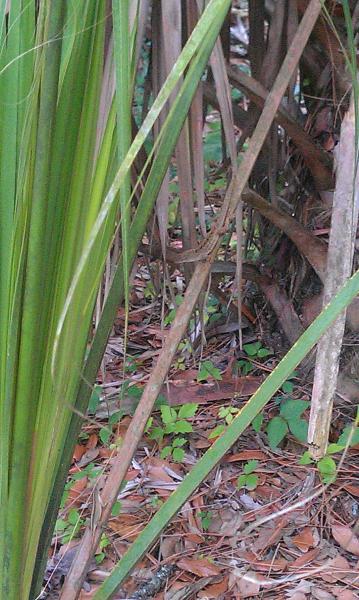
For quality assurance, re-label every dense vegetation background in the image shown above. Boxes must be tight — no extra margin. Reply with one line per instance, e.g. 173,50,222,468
1,1,359,598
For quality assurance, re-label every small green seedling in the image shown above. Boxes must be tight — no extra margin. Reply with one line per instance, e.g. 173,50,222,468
252,412,263,433
149,495,163,509
300,451,337,484
237,460,259,491
95,533,110,564
197,359,222,382
299,420,359,484
88,385,102,414
164,295,183,326
266,399,309,449
55,508,84,544
198,510,212,531
218,405,239,425
148,403,198,462
236,341,273,375
208,405,239,439
243,341,272,358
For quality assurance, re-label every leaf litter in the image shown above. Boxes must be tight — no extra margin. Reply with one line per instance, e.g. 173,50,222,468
42,263,359,600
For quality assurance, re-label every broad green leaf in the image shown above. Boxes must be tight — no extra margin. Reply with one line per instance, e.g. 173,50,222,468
160,405,177,424
237,473,258,490
317,456,337,484
160,446,172,459
327,443,344,454
252,413,263,432
199,511,212,531
267,416,288,449
299,451,313,465
172,448,186,463
280,399,310,421
287,418,308,443
243,460,258,474
337,425,359,448
243,474,259,490
172,437,187,448
243,341,261,356
99,428,112,446
173,420,193,434
239,360,253,375
67,509,81,526
257,347,272,358
111,502,122,517
88,386,102,414
178,403,198,419
198,360,222,382
95,552,105,564
281,380,294,394
55,519,67,532
236,474,248,488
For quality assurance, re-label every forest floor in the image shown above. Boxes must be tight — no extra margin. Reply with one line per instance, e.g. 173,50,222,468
48,258,359,600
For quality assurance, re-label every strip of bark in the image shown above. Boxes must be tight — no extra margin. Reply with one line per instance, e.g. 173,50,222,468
308,93,359,459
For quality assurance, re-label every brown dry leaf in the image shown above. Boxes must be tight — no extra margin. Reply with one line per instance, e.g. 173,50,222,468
311,586,336,600
230,569,263,598
77,448,99,468
145,457,178,484
197,576,228,598
207,507,243,536
164,377,262,406
334,589,356,600
321,556,351,583
177,557,222,577
332,523,359,556
235,550,287,572
254,484,282,499
290,547,321,568
343,484,359,497
65,477,88,506
160,535,182,559
225,450,267,462
252,518,288,553
86,433,98,449
108,513,144,540
292,527,316,552
73,444,86,462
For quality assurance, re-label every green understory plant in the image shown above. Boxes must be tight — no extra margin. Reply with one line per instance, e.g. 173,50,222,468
55,509,85,545
237,460,260,491
266,398,310,449
148,403,198,463
300,413,359,484
208,404,240,439
236,341,272,374
197,359,222,382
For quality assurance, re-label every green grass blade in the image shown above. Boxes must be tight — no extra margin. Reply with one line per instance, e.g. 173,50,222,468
113,0,132,357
